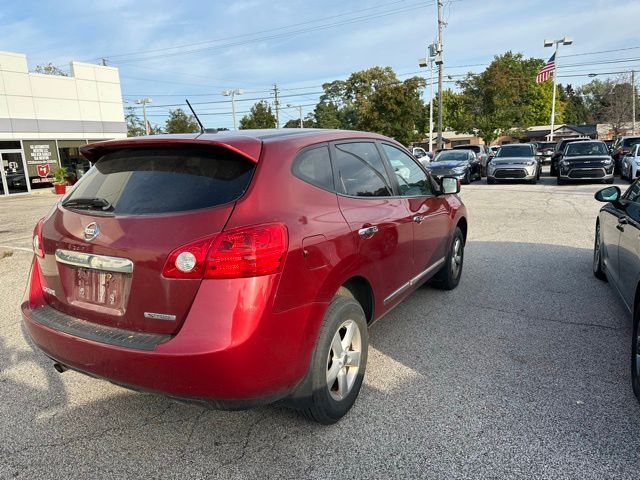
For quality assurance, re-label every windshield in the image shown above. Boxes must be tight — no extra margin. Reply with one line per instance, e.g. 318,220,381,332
433,150,469,162
622,137,640,148
537,142,555,149
496,145,533,158
564,142,608,156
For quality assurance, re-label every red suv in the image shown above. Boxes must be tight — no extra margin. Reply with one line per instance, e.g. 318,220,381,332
22,130,467,423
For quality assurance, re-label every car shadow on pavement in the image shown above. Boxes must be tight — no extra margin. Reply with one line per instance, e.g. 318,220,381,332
3,241,640,479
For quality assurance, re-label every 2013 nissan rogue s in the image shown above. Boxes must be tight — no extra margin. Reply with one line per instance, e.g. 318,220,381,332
22,129,468,424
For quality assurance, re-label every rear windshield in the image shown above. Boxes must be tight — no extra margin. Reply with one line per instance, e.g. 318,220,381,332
453,145,479,152
65,147,255,215
496,145,533,157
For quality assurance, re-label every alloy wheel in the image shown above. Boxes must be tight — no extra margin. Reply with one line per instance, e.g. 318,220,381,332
451,237,463,279
326,319,362,401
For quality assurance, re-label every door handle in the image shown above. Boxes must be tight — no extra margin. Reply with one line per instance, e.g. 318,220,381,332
358,226,379,237
617,217,628,231
413,215,425,223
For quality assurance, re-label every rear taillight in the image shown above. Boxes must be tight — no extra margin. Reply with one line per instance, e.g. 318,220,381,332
162,223,288,280
33,218,44,258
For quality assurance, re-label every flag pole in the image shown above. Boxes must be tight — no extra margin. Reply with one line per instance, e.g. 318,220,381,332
549,44,559,142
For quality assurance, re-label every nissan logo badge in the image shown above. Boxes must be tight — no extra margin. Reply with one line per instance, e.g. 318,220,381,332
83,222,100,241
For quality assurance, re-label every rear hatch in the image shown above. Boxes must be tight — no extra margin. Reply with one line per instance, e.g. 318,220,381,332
37,142,258,335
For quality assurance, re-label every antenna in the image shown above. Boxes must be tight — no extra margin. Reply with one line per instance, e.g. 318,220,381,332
185,99,205,134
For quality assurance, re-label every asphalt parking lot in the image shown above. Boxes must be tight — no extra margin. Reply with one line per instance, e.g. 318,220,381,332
1,170,640,479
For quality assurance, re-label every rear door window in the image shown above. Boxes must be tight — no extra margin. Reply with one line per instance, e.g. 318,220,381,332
65,147,255,214
291,145,334,191
333,142,393,197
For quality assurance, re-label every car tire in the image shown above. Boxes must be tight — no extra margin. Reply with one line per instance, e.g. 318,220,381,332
631,305,640,403
557,176,565,185
528,178,537,185
487,177,496,185
593,222,607,281
604,177,614,184
462,170,471,185
431,226,464,290
299,294,368,424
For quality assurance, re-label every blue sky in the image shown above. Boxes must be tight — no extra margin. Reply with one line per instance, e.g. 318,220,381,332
2,0,640,129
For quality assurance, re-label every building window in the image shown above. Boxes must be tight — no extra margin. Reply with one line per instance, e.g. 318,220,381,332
58,140,89,184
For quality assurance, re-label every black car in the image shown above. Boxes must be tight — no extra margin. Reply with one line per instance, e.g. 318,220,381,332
557,140,614,185
425,149,482,184
593,181,640,403
534,141,556,165
610,136,640,175
452,144,490,176
550,137,591,176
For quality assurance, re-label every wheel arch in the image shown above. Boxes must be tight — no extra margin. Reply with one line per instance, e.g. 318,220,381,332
456,216,468,243
338,276,374,324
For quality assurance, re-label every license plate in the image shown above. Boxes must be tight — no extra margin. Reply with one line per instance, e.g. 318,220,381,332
73,267,126,309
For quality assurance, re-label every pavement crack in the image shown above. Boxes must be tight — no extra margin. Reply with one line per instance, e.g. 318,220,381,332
474,303,620,331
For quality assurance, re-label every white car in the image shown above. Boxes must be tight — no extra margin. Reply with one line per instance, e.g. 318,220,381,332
621,144,640,182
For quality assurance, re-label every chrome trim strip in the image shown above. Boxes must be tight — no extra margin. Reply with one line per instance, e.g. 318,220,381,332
383,257,446,305
55,249,134,274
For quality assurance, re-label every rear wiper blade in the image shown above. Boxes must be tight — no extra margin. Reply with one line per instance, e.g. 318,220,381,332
62,197,113,211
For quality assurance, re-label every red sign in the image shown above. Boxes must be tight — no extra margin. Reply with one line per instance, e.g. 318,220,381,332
37,164,50,177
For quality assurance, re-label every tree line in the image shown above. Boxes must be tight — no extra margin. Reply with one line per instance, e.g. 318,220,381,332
126,51,639,145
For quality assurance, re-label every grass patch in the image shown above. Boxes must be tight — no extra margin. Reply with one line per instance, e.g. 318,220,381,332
1,250,13,260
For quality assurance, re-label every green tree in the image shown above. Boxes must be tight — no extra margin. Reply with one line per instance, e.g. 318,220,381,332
125,106,145,137
313,67,426,144
34,63,68,76
239,101,277,129
578,76,638,134
560,84,589,124
164,108,200,134
453,52,560,143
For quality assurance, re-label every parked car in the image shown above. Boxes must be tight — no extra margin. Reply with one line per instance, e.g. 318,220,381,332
412,146,429,159
487,143,540,184
611,136,640,174
21,129,468,424
593,181,640,404
621,144,640,183
488,145,500,158
534,141,556,165
550,137,591,176
425,149,482,184
557,140,614,185
452,144,490,176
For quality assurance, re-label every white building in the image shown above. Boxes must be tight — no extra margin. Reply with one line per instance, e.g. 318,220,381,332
0,50,126,196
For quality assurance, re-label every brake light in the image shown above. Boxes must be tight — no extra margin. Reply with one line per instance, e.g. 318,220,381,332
33,218,44,258
162,223,288,280
205,223,288,279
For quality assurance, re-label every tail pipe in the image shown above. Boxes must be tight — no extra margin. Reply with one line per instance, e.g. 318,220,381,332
53,362,68,373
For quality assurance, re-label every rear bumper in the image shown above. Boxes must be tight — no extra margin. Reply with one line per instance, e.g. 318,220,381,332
22,260,326,407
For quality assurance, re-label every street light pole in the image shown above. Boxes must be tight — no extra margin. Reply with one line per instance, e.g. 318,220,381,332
436,0,444,151
135,98,152,135
429,60,434,152
632,70,636,135
222,89,244,130
286,104,304,128
544,37,573,142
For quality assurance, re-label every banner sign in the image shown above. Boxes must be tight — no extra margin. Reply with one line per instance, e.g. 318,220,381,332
23,140,59,189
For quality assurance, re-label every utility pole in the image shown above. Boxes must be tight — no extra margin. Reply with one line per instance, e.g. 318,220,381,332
436,0,444,151
632,70,636,135
418,44,437,152
273,84,281,128
135,98,152,135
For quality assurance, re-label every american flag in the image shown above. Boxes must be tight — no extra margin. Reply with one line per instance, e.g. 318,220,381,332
536,53,556,83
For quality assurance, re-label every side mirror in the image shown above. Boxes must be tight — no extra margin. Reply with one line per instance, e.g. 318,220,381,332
594,186,621,203
440,176,460,194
